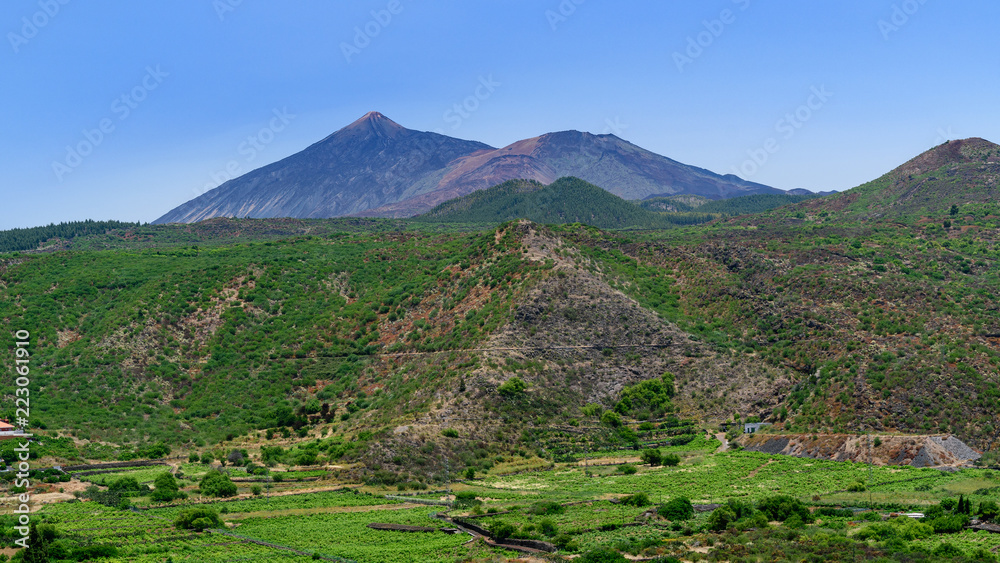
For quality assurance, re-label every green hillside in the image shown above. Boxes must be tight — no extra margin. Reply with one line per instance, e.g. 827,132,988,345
794,138,1000,221
418,177,712,228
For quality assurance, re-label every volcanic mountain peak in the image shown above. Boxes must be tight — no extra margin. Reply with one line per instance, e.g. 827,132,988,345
334,110,406,140
894,137,1000,177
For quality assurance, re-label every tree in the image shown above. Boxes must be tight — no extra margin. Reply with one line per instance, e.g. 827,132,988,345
227,449,246,466
640,448,662,466
175,507,222,531
658,497,694,521
151,472,180,502
200,470,237,498
662,453,681,467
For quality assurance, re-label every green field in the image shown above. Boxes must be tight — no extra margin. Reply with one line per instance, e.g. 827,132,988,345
24,451,1000,562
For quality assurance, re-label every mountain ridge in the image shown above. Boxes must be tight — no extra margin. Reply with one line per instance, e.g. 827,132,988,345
155,112,779,223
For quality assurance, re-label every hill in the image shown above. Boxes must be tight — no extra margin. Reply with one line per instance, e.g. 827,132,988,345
155,112,778,223
416,177,712,229
638,192,821,216
795,138,1000,221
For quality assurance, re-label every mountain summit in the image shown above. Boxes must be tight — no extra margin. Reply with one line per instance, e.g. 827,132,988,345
155,113,778,223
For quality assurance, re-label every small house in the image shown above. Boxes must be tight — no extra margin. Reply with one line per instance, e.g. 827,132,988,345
743,422,771,434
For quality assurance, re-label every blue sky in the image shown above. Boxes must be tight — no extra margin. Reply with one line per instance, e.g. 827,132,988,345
2,1,998,229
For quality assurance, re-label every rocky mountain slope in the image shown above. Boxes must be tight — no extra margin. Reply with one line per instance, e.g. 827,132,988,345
740,433,981,468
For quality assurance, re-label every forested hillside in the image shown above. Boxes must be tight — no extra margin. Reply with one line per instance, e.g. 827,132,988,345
418,177,712,228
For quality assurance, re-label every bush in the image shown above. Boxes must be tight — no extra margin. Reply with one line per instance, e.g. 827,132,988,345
621,492,651,507
528,501,564,515
107,476,145,493
619,464,637,475
199,470,237,498
979,500,1000,522
579,547,629,563
932,542,964,558
640,448,662,466
454,491,481,508
658,497,694,521
600,411,622,427
662,453,681,467
925,513,969,533
175,508,222,531
441,428,459,438
756,495,813,523
498,377,526,398
707,506,737,532
855,517,933,541
846,481,866,492
150,472,180,503
488,522,516,541
251,485,262,496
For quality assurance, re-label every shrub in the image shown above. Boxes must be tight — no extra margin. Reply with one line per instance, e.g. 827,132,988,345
979,500,1000,522
846,481,866,492
658,497,694,521
454,491,481,508
579,547,629,563
620,464,637,475
150,472,180,503
538,518,558,537
855,517,933,541
640,448,662,466
107,476,145,493
251,485,262,496
662,453,681,467
528,501,564,515
600,411,622,427
621,492,651,507
199,470,237,498
707,506,737,532
932,543,964,558
756,495,813,523
925,513,969,533
488,522,516,541
175,508,222,532
498,377,526,398
441,428,459,438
